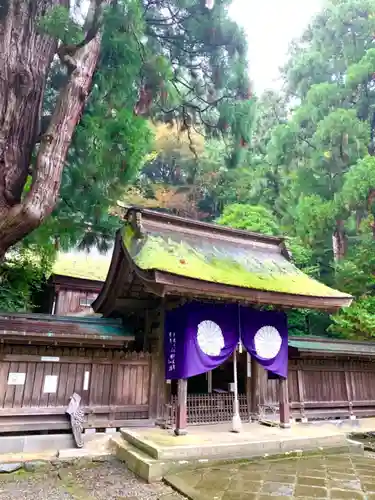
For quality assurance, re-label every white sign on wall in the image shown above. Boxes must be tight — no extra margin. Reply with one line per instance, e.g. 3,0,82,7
83,371,90,391
43,375,58,394
7,373,26,385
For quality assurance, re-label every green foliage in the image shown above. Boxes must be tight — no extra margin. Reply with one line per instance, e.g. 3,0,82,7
13,0,375,343
293,195,336,247
286,237,318,275
198,0,375,339
216,204,280,235
334,225,375,296
33,0,253,252
341,155,375,209
346,48,375,86
278,0,375,338
0,245,55,312
38,5,83,44
329,296,375,339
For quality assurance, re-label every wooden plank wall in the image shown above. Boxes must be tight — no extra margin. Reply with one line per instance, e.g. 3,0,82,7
0,345,151,432
265,357,375,420
55,289,99,315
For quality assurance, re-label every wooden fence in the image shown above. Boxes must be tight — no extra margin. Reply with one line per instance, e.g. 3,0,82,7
0,345,151,432
287,357,375,421
168,357,375,425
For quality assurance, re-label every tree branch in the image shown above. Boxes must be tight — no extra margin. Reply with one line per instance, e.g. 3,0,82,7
58,0,104,72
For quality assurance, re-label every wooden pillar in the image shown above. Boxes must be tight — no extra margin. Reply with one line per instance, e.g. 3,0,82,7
297,369,307,423
147,313,159,420
156,299,168,423
174,378,188,436
250,357,261,419
148,300,168,424
279,377,290,428
245,353,251,421
344,370,355,420
207,371,212,393
54,290,62,315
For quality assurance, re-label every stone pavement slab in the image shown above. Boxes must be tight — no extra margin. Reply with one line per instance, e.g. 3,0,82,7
165,452,375,500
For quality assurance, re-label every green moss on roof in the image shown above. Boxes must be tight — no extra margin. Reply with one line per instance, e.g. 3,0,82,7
122,224,350,299
52,252,110,282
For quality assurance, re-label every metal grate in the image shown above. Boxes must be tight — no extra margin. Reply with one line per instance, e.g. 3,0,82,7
169,393,250,425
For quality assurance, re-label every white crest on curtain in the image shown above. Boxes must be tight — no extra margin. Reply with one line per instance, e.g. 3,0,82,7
254,326,282,360
197,320,224,356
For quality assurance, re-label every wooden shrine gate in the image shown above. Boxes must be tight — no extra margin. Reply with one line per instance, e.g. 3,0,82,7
0,345,152,433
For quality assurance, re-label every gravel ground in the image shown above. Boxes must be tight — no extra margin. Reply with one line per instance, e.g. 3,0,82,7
0,459,185,500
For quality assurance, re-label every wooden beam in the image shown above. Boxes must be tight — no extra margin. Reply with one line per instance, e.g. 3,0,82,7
115,298,160,310
51,276,103,292
174,379,188,436
146,310,159,420
297,369,307,422
156,272,352,311
250,358,260,418
128,207,285,246
279,377,290,428
245,354,251,421
152,299,169,425
207,371,212,394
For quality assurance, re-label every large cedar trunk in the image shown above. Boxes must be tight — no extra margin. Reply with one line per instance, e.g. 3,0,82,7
0,0,108,259
332,219,347,261
0,1,63,250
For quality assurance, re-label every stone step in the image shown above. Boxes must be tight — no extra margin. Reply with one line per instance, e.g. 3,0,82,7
111,433,364,485
120,427,353,461
110,435,219,483
110,436,164,482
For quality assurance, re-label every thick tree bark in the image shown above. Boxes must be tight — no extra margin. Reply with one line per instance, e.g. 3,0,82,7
332,219,347,261
0,1,64,231
0,0,108,259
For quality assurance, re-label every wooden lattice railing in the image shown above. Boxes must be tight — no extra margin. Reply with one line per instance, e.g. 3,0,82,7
168,393,250,425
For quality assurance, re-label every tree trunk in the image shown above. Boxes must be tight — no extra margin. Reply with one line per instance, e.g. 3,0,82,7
0,0,108,259
0,1,65,254
332,219,347,261
367,189,375,239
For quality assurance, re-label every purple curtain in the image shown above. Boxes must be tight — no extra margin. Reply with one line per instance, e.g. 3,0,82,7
240,308,288,378
164,302,239,380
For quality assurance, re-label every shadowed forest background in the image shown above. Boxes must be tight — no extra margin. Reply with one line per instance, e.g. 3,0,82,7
1,0,375,340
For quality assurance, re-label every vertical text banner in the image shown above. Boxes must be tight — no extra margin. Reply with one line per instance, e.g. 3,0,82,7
165,302,239,380
240,308,288,378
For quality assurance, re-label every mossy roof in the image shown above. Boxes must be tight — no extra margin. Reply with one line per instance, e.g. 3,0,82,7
122,223,351,299
52,252,111,282
289,338,375,355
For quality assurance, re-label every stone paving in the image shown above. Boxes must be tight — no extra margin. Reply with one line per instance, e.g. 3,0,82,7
166,452,375,499
0,459,184,500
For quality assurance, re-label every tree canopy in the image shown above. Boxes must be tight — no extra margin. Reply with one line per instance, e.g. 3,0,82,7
128,0,375,339
4,0,375,342
0,0,252,259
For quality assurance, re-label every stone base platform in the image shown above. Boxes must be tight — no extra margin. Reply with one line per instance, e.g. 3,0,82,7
111,420,369,482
